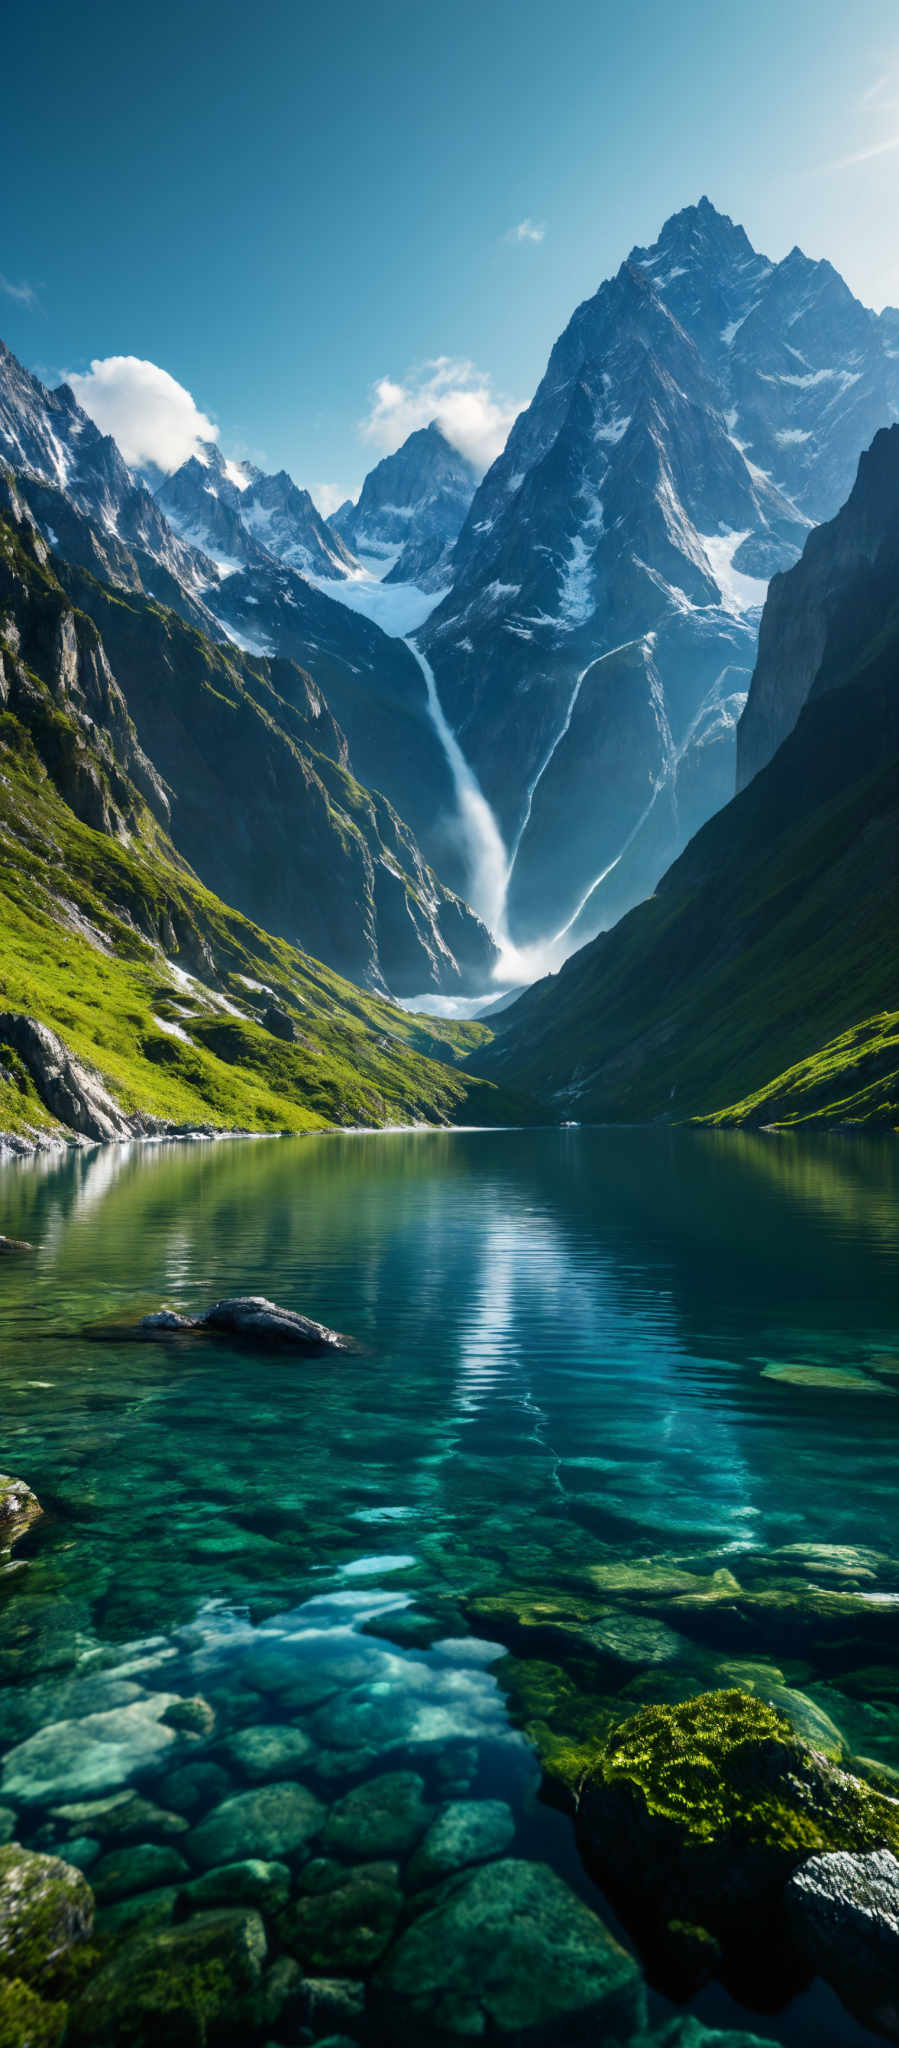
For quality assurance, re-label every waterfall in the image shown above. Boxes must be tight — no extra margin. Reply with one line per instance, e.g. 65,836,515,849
404,637,510,938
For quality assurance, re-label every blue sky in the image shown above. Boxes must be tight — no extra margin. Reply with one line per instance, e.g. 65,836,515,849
4,0,899,504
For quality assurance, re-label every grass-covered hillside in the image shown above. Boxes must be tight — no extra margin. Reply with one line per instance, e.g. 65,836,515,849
0,511,527,1144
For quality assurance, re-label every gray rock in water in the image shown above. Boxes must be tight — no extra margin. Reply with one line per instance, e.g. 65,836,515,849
374,1857,645,2041
786,1846,899,2040
201,1296,351,1352
407,1799,516,1887
91,1839,189,1902
222,1724,313,1783
0,1841,94,1990
0,1694,183,1805
0,1473,42,1550
187,1780,325,1869
322,1771,431,1861
183,1857,291,1914
0,1233,33,1252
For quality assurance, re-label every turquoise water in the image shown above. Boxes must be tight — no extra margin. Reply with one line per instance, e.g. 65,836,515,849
1,1127,898,2043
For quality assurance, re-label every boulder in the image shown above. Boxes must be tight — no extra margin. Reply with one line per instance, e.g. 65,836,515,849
786,1846,899,2040
374,1858,645,2041
0,1476,42,1553
221,1725,313,1783
0,1236,33,1254
126,1295,352,1353
0,1843,94,1993
0,1695,183,1806
90,1840,189,1902
408,1799,516,1887
183,1858,291,1913
576,1689,899,1951
280,1859,403,1972
262,1005,297,1042
68,1906,267,2047
321,1772,431,1861
186,1781,325,1869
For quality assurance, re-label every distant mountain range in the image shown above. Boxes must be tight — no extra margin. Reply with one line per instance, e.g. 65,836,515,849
479,424,899,1127
330,423,479,590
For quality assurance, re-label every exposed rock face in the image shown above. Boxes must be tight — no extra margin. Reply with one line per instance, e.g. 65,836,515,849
374,1857,645,2041
157,441,358,581
786,1846,899,2040
0,1015,141,1144
737,422,899,788
420,198,899,950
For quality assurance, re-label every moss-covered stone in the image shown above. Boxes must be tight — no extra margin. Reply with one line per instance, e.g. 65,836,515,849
68,1906,267,2046
0,1976,66,2048
0,1844,94,1994
578,1689,899,1937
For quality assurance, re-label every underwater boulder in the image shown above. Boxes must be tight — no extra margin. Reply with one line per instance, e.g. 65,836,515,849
0,1843,94,1993
68,1906,267,2046
786,1845,899,2040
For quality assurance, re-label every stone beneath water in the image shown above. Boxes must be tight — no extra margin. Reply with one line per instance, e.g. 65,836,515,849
0,1975,67,2048
90,1840,189,1903
126,1295,353,1354
50,1790,188,1842
321,1771,432,1861
68,1906,268,2047
0,1843,94,1993
281,1859,403,1972
221,1725,313,1783
0,1695,183,1806
408,1799,516,1887
187,1781,325,1869
183,1858,292,1914
374,1857,645,2040
786,1846,899,2041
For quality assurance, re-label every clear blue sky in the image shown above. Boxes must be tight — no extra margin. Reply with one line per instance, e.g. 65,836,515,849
4,0,899,502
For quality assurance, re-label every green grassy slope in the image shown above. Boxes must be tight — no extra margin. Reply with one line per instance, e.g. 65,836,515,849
0,517,529,1142
479,582,899,1129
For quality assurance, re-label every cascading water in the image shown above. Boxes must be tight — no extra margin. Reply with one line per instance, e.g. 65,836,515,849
403,638,510,940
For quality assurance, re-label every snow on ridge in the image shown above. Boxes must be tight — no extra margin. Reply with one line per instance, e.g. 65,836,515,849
698,530,769,615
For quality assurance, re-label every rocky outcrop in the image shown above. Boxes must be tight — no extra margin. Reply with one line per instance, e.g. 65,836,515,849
786,1846,899,2040
128,1297,353,1355
0,1015,144,1144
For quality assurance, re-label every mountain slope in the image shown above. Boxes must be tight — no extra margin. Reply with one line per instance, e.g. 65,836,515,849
420,200,899,954
476,428,899,1127
0,509,522,1143
331,423,479,589
1,480,496,996
0,345,459,871
157,441,358,580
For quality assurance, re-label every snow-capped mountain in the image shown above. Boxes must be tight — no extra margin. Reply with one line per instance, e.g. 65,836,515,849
419,199,899,955
331,423,479,590
157,442,358,580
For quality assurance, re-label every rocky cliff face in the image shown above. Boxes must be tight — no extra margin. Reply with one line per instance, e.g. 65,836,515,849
0,497,496,996
479,426,899,1125
738,423,899,788
157,443,358,580
419,200,899,956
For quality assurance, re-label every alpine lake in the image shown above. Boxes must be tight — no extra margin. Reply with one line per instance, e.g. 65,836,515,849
1,1126,898,2048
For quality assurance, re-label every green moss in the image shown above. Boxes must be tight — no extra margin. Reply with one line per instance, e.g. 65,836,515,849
589,1689,899,1858
0,1845,94,1994
0,1978,66,2048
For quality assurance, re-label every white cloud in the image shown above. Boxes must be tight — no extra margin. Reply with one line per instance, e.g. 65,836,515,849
506,218,545,243
829,130,899,169
66,356,219,473
0,274,37,308
360,357,518,474
312,481,356,517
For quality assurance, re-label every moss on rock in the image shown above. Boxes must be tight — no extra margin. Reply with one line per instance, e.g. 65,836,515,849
0,1843,94,1994
0,1976,67,2048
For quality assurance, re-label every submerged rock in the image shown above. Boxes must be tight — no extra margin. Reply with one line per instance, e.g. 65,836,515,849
221,1724,313,1783
69,1906,267,2046
186,1781,325,1869
183,1858,291,1914
786,1846,899,2040
374,1857,645,2040
321,1771,432,1861
90,1840,189,1903
0,1695,182,1806
0,1976,67,2048
408,1799,516,1887
280,1859,402,1972
0,1235,33,1254
0,1843,94,1993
